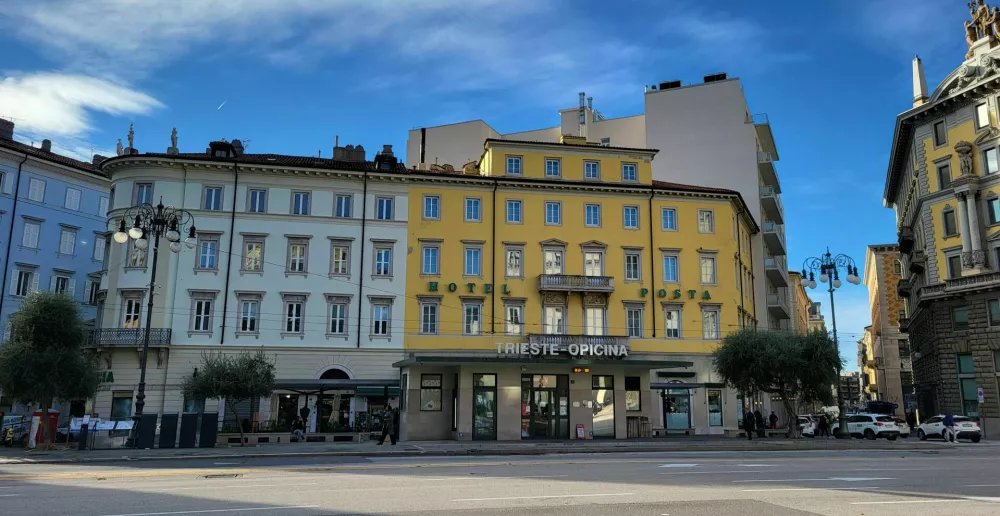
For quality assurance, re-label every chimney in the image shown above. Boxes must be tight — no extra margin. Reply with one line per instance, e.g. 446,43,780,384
0,119,13,140
92,154,107,166
231,138,244,156
333,142,366,162
912,55,929,107
374,144,398,170
41,139,52,152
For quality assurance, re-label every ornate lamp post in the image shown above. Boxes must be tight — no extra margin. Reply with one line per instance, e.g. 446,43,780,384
801,248,861,438
113,201,196,447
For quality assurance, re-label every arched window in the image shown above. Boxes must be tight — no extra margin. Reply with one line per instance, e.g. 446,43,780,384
320,368,350,380
893,260,902,275
942,205,958,237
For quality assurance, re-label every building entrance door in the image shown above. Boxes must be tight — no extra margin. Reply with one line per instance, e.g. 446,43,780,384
521,375,569,439
663,389,691,431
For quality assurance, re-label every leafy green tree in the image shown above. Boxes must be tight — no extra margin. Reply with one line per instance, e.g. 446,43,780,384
0,292,101,448
713,329,840,437
182,350,276,446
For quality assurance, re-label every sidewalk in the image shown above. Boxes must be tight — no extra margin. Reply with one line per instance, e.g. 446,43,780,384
0,436,940,465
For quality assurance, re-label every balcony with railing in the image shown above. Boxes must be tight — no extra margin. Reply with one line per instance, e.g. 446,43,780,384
538,274,614,293
760,186,784,224
527,333,630,350
764,255,788,286
87,328,172,348
766,291,790,319
749,113,779,160
762,221,786,255
757,152,780,191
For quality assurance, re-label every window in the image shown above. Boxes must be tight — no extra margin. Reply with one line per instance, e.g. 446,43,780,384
27,178,45,202
708,390,723,426
947,254,962,279
243,239,264,272
663,254,679,282
958,353,974,374
329,301,348,334
505,303,523,335
943,207,958,236
698,209,715,233
700,255,716,284
464,246,482,276
423,195,440,220
702,307,720,340
933,121,947,146
284,298,304,334
584,251,603,276
59,228,76,255
506,248,522,277
622,163,637,182
957,353,978,417
376,197,393,220
420,302,438,334
624,251,641,281
661,208,677,230
127,241,147,268
977,103,989,128
372,302,391,336
664,306,681,338
584,161,600,179
938,164,952,190
543,305,564,334
420,375,442,411
989,299,1000,326
585,203,601,226
52,275,71,295
93,237,106,262
989,197,1000,225
506,200,522,223
239,298,259,333
625,377,641,411
11,270,35,297
374,247,392,276
422,245,439,275
985,148,999,175
287,239,308,273
191,296,213,333
134,182,152,204
545,158,561,177
99,197,109,217
600,137,611,147
506,156,522,175
333,194,352,218
585,307,605,336
292,191,310,215
626,306,643,338
196,236,218,270
544,249,563,274
203,186,223,210
545,201,561,225
464,302,482,334
248,189,267,213
952,306,970,330
330,242,350,276
110,393,133,422
893,260,903,275
623,206,639,229
122,294,142,328
22,220,40,248
465,197,481,222
64,188,81,210
87,280,101,305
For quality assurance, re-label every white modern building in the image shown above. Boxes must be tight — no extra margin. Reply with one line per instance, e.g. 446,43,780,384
94,138,408,435
406,74,788,331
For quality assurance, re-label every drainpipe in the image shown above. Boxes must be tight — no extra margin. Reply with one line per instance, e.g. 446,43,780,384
647,188,656,337
490,179,498,335
219,162,239,344
0,154,28,318
736,207,746,328
356,172,369,348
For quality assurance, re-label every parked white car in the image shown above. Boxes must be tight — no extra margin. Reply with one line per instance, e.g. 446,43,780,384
894,418,910,438
845,413,900,440
917,415,982,443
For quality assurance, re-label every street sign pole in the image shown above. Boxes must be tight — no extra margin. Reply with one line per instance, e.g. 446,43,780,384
978,387,986,439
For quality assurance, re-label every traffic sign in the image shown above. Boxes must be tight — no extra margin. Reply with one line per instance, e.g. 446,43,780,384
978,387,985,404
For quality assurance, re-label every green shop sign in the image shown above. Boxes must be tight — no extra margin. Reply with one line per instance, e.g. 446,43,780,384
428,282,509,295
639,288,712,300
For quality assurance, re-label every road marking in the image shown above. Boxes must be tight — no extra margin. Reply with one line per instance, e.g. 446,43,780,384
738,464,777,467
852,500,972,505
454,493,633,502
96,506,320,516
742,487,880,492
658,464,699,468
733,477,895,483
212,462,241,465
660,470,756,475
0,494,22,497
158,483,317,491
967,484,1000,487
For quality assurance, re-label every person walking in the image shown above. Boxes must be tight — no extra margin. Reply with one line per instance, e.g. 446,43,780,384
744,410,756,441
942,412,957,443
769,411,778,430
377,406,397,445
906,411,917,432
818,415,830,438
754,409,765,438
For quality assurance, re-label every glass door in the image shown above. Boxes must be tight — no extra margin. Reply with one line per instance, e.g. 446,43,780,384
473,374,497,440
521,375,570,439
592,375,615,438
664,389,691,430
707,390,723,427
533,389,555,438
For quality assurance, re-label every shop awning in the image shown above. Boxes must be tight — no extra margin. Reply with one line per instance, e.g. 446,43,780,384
651,382,704,390
393,356,687,368
274,379,399,394
356,386,401,397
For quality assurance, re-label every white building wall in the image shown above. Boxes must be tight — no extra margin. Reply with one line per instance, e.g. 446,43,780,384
405,121,501,169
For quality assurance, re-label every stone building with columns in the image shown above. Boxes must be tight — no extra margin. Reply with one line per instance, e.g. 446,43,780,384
884,8,1000,434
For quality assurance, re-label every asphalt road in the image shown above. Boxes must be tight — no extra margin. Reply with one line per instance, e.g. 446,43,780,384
1,443,998,516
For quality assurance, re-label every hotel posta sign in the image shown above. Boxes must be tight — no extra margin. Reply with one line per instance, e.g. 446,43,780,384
426,282,711,300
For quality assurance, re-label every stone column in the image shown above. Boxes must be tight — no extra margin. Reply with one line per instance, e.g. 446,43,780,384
966,193,986,268
957,194,973,268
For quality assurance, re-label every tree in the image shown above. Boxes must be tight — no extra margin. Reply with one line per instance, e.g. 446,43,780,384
182,350,276,446
0,292,101,449
712,329,840,438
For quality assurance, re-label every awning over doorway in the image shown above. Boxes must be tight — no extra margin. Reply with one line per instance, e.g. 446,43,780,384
651,382,704,390
392,355,692,368
273,379,399,395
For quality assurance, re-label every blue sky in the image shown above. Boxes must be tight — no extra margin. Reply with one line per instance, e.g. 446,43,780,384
0,1,974,368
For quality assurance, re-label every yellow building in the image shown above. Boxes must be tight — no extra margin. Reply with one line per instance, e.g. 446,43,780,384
398,137,758,440
858,326,878,401
787,271,812,334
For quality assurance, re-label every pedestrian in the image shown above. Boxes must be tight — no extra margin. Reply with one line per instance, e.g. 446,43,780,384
377,406,397,445
906,411,917,431
744,410,756,441
291,418,305,441
754,409,765,438
769,411,778,430
819,416,830,438
942,412,957,443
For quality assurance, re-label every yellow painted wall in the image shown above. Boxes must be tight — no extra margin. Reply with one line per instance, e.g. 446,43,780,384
922,118,976,194
484,141,654,184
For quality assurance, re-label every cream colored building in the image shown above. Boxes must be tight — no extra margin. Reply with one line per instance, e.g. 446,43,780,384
787,271,811,334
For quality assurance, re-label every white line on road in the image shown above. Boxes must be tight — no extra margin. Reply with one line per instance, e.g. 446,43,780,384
733,477,895,483
97,506,320,516
658,464,699,468
852,500,972,505
0,494,22,497
453,493,633,502
967,484,1000,487
738,464,778,467
212,462,241,465
158,483,317,491
742,487,881,492
659,470,752,475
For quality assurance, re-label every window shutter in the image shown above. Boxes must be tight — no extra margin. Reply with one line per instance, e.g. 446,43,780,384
9,270,17,295
49,276,56,292
99,197,109,216
2,174,12,195
68,279,76,297
30,273,39,293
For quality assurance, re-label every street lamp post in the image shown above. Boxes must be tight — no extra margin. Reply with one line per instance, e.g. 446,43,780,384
801,248,861,439
113,201,196,448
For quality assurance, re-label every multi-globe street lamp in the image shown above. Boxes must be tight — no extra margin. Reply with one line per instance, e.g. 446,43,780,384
801,248,861,438
113,201,196,447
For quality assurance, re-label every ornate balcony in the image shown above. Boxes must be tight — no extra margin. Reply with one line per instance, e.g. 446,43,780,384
526,334,630,356
537,274,614,293
898,226,914,254
899,316,910,334
896,280,911,298
87,328,172,348
908,250,925,274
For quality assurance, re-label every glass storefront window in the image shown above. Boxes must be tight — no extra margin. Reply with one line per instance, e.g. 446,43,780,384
592,375,615,438
625,377,641,411
276,394,299,428
521,374,569,439
961,378,979,418
473,374,497,440
420,374,442,411
708,390,723,427
664,390,691,430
